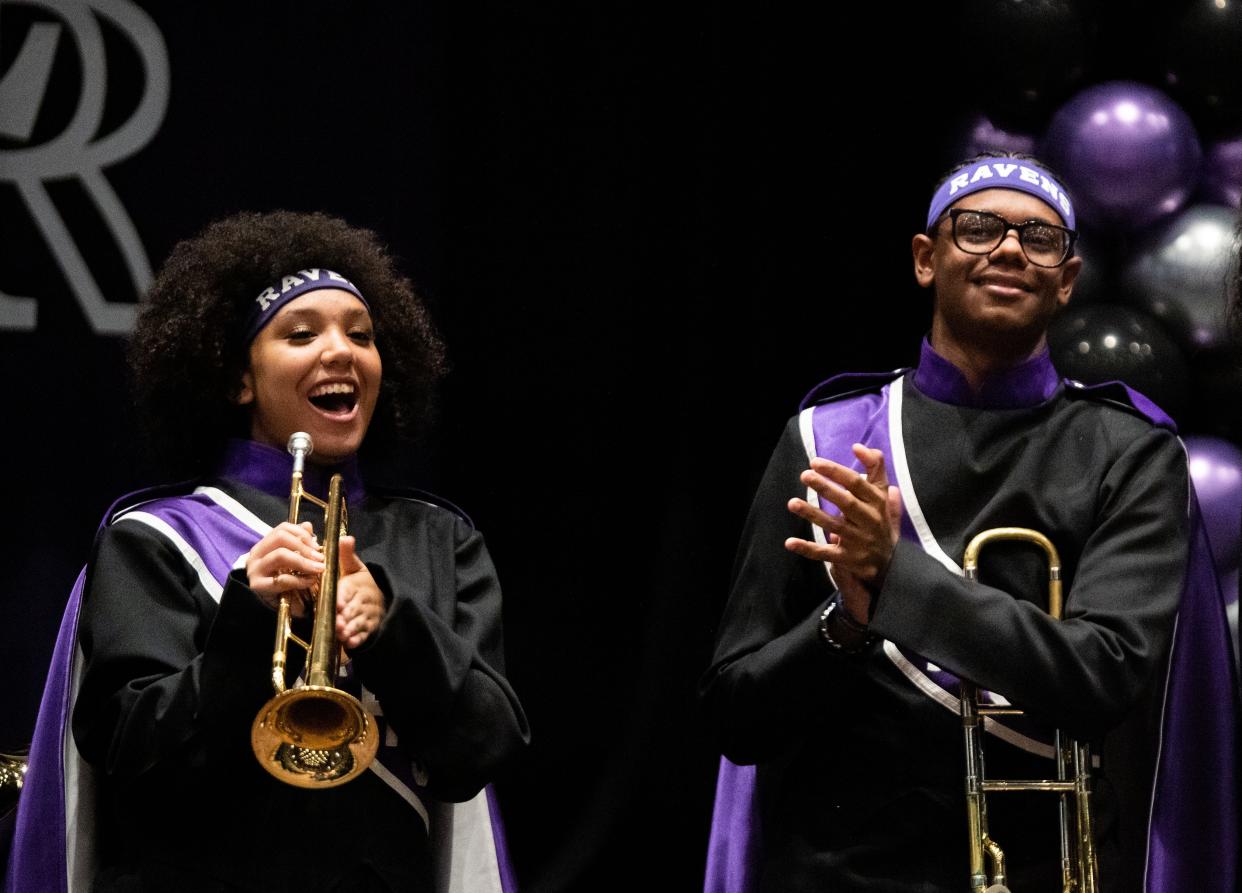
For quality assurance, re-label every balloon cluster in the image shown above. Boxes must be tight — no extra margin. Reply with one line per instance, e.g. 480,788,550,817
948,1,1241,635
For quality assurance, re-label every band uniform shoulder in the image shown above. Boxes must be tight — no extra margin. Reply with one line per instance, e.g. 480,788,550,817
105,479,201,526
1061,379,1179,434
366,485,476,532
799,368,908,411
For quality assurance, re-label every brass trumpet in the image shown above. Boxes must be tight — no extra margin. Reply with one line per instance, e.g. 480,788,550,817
250,432,379,788
960,528,1099,893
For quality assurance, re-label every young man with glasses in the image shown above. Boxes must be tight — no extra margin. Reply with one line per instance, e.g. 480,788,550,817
701,155,1237,891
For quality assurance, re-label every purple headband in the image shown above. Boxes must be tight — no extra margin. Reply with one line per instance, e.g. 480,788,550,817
926,157,1076,231
241,268,368,345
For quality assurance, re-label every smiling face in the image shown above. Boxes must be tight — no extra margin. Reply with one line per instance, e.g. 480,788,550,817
237,288,382,464
912,188,1081,364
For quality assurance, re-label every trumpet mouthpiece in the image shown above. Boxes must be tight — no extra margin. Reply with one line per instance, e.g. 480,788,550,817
287,432,314,458
287,432,313,475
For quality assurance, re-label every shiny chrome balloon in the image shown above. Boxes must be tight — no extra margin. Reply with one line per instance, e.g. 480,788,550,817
1121,204,1237,353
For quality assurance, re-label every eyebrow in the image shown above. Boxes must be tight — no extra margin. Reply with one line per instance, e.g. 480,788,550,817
958,208,1062,226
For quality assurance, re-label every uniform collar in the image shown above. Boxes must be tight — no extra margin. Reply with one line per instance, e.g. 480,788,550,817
911,338,1060,409
215,438,365,502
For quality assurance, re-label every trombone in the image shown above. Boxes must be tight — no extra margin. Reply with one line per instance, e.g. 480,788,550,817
960,528,1099,893
250,432,379,788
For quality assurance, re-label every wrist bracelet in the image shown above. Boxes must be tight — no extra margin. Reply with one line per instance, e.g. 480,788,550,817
834,598,871,634
818,594,876,654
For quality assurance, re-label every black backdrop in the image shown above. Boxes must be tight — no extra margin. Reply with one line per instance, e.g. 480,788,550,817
0,2,1212,890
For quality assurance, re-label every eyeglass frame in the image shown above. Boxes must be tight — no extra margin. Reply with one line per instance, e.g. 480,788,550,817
930,208,1078,268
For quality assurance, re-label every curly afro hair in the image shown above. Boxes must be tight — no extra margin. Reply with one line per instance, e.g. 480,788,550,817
130,210,447,478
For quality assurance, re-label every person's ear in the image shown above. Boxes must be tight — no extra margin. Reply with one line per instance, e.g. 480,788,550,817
1056,255,1083,308
912,233,937,289
236,370,254,405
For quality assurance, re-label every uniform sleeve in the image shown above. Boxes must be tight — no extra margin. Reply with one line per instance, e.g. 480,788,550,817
72,520,280,778
869,426,1189,739
699,418,860,765
350,516,530,802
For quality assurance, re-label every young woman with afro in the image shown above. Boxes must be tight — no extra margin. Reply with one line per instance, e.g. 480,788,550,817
10,211,528,893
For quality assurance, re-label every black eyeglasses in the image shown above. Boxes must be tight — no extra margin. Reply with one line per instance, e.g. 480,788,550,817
935,208,1077,268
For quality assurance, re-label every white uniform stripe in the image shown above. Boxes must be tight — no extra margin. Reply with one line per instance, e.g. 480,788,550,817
195,486,272,535
439,793,505,893
1143,612,1180,889
65,641,97,893
113,511,224,603
798,406,835,585
887,377,960,574
882,641,1056,759
368,759,430,828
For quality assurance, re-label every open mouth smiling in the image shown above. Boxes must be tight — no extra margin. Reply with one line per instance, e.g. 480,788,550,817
308,382,359,416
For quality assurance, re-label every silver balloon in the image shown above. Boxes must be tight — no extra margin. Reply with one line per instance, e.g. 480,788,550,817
1120,204,1239,353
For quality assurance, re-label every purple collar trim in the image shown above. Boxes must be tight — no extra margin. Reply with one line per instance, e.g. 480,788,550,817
912,339,1061,409
215,438,364,502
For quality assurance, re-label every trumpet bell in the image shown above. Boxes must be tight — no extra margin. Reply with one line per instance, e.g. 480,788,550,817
251,686,380,788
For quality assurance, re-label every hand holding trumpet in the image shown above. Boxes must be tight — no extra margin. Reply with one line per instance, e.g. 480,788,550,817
246,521,323,616
246,522,385,648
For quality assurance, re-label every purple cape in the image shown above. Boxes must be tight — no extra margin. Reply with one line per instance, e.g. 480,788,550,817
704,371,1240,893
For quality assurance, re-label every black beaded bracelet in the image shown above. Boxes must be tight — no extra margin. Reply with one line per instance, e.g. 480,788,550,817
818,594,876,654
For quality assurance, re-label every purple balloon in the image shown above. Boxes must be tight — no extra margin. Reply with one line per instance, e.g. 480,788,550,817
1186,435,1242,575
1201,131,1242,208
955,112,1038,158
1042,82,1202,229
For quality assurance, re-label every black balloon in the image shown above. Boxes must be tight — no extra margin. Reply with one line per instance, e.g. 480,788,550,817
955,0,1091,132
1067,233,1107,305
1162,0,1242,133
1189,349,1242,442
1048,304,1190,421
